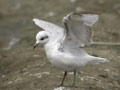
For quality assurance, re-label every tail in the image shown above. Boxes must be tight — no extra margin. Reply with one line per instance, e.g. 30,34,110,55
88,56,109,65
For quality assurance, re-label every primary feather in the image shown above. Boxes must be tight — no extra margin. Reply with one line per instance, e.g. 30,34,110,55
62,12,99,48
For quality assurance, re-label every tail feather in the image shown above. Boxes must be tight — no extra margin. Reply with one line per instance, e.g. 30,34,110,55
88,56,109,65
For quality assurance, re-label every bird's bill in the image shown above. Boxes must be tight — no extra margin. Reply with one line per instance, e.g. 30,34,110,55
33,43,39,50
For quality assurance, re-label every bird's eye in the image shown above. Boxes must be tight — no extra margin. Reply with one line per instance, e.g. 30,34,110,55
40,37,45,40
40,36,48,40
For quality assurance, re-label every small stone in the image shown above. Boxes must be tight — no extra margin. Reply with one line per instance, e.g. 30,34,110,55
70,0,77,3
76,7,83,12
48,12,55,17
54,87,65,90
2,75,5,78
33,54,39,57
104,69,110,72
8,81,13,84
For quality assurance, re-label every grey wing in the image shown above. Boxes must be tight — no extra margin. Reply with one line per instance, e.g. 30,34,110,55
33,19,64,42
62,12,99,49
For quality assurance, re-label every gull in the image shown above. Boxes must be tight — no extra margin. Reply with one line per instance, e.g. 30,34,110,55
33,12,109,86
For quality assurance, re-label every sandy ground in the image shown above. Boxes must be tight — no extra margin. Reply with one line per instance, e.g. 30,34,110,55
0,0,120,90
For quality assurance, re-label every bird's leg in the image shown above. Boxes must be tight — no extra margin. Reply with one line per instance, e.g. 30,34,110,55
72,69,76,86
59,71,67,86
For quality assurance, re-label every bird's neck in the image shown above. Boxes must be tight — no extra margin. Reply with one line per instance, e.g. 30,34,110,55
44,42,59,55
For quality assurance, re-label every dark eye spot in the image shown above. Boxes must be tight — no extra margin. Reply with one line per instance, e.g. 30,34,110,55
40,36,48,40
40,37,44,40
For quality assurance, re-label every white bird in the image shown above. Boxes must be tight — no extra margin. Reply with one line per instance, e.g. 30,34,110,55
33,12,109,86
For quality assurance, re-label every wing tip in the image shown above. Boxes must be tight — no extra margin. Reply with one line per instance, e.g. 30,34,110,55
33,18,38,22
33,18,41,26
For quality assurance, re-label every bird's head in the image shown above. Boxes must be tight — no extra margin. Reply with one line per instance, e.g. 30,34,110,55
33,31,49,49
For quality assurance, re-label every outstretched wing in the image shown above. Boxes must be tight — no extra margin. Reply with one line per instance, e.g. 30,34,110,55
33,19,64,42
62,12,99,48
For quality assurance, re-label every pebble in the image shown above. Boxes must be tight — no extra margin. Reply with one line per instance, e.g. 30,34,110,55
48,12,55,17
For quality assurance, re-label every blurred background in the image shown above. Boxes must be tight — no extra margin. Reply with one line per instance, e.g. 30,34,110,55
0,0,120,90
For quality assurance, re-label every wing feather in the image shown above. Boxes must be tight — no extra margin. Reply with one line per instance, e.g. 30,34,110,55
62,12,99,48
33,12,99,50
33,19,64,41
